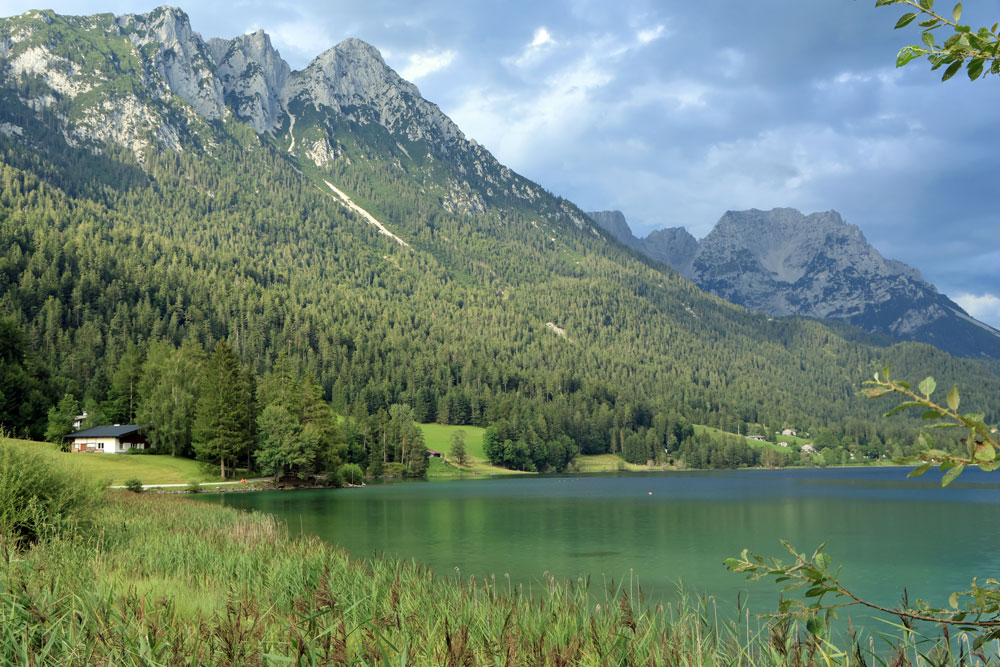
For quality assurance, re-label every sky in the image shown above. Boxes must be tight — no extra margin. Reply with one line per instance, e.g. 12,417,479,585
2,0,1000,327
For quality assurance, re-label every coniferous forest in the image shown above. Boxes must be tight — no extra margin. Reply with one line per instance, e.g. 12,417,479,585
1,9,999,477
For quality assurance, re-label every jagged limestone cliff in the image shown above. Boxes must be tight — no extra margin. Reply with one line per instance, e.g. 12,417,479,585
588,208,1000,358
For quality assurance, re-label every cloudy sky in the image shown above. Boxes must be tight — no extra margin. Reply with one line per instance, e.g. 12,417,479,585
3,0,1000,326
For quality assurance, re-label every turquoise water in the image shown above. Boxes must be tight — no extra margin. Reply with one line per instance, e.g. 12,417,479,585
199,467,1000,626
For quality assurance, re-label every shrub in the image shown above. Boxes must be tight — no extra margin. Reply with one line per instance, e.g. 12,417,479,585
337,463,365,486
323,468,343,488
124,478,144,493
0,440,101,545
186,480,201,494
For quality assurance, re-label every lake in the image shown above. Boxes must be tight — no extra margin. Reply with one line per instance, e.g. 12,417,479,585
198,467,1000,630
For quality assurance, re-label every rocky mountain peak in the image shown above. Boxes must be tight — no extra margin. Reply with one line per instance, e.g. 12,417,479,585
117,5,226,121
589,207,1000,358
208,29,289,133
587,210,698,274
286,37,464,147
588,211,639,248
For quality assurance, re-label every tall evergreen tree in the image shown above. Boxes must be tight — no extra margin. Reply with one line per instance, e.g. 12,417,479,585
192,340,253,478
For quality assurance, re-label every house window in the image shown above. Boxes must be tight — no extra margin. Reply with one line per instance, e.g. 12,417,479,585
96,442,103,450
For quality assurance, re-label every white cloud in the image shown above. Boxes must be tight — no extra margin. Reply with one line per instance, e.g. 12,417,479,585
399,49,456,81
509,26,558,67
954,293,1000,329
530,27,555,48
636,24,665,44
450,54,613,167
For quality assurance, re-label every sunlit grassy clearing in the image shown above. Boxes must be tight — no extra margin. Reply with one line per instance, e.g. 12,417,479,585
0,438,218,484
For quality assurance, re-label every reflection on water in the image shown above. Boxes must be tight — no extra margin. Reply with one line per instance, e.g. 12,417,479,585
196,467,1000,628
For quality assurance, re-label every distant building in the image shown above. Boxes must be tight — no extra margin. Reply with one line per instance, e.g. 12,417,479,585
777,442,789,448
800,443,817,454
72,411,88,430
747,435,766,441
64,425,148,454
427,449,443,458
781,429,797,437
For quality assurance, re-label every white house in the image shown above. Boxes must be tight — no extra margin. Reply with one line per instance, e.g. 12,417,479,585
781,428,797,437
64,425,148,454
800,443,817,454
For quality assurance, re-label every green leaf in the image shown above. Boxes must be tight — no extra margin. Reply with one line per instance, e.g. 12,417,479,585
895,12,918,29
942,463,965,487
806,615,825,636
922,409,944,420
942,60,963,80
949,591,960,609
920,0,934,9
896,46,923,67
953,2,962,22
918,376,936,396
884,401,923,417
975,443,996,462
922,31,936,47
814,553,832,571
968,58,985,80
908,462,933,478
946,385,960,412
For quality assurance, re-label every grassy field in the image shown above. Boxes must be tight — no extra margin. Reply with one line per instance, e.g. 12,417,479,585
1,438,220,485
693,424,814,449
573,453,656,473
418,423,523,476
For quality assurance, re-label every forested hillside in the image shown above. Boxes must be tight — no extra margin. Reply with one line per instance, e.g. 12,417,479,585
1,7,999,473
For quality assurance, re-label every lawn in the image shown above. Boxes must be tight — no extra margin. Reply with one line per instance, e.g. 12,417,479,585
0,438,218,485
417,423,523,476
573,453,653,473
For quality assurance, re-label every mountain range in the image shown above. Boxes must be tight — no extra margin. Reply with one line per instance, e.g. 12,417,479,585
1,6,998,446
587,209,1000,359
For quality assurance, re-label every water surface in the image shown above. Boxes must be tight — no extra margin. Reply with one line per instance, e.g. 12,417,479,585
199,467,1000,625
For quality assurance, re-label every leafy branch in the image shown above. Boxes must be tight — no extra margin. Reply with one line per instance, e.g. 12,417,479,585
878,0,1000,80
864,365,1000,485
725,542,1000,650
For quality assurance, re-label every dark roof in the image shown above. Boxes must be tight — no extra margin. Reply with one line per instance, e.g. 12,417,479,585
64,425,143,439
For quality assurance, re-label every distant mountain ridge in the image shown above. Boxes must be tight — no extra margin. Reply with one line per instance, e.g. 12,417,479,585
588,208,1000,359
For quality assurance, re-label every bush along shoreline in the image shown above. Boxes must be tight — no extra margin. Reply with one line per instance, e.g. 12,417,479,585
0,439,944,664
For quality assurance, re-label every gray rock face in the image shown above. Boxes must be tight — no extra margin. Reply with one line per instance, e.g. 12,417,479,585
588,211,639,249
691,209,932,323
643,227,698,276
587,210,697,274
284,38,464,147
117,7,226,121
589,208,1000,358
208,30,289,133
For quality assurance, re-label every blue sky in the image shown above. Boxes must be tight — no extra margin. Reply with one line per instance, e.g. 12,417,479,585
3,0,1000,327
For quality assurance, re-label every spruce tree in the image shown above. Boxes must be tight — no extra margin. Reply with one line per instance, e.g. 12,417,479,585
192,340,252,478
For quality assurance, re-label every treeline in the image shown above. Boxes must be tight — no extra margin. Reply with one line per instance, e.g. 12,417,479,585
40,336,426,480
